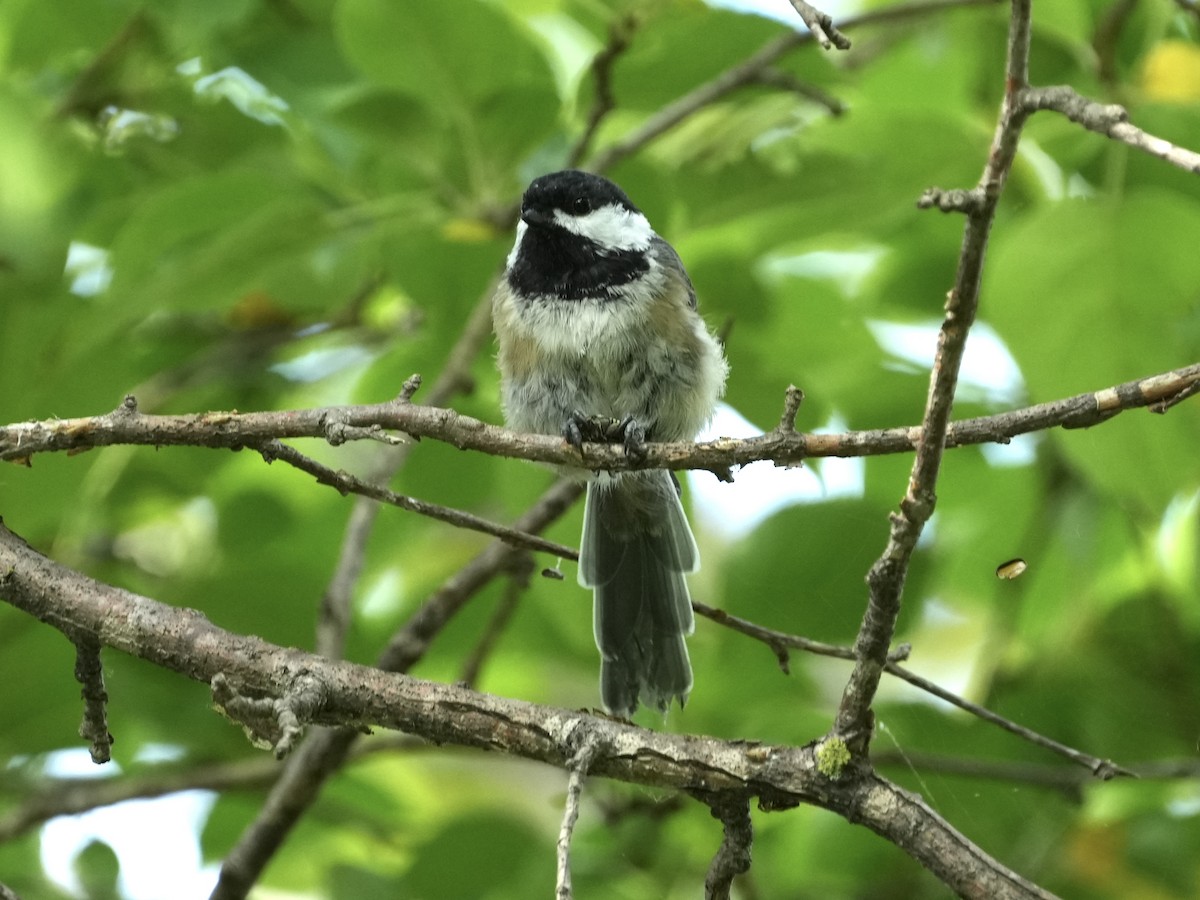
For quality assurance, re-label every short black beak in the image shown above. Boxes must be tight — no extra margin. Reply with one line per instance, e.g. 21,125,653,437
520,205,554,227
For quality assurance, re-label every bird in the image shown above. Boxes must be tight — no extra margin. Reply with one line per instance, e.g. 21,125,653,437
492,169,728,716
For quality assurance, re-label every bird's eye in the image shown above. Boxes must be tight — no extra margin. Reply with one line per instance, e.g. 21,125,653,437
572,196,591,215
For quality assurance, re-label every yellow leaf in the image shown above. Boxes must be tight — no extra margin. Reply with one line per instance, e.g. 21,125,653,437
1141,40,1200,102
441,218,500,243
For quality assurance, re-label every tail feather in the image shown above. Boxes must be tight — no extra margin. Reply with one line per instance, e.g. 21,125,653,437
579,473,699,716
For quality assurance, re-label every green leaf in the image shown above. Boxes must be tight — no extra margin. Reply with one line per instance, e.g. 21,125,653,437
335,0,555,111
986,192,1200,505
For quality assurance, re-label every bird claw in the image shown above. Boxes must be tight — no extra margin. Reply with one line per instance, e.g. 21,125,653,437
616,416,647,461
563,410,614,450
562,412,648,461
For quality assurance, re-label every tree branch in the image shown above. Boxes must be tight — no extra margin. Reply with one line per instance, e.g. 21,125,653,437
1021,84,1200,175
556,735,600,900
72,632,113,765
0,520,1055,900
3,362,1196,474
586,0,1002,173
209,478,582,899
0,734,424,842
786,0,851,50
260,439,576,559
833,0,1034,750
459,558,533,689
566,15,638,169
692,602,1131,778
315,285,494,662
699,791,754,900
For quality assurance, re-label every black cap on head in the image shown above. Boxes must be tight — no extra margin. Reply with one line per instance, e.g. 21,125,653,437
520,170,639,225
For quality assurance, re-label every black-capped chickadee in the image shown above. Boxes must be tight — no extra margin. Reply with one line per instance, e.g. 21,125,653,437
493,170,728,716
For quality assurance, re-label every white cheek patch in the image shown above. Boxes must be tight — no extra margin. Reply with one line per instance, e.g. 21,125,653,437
553,205,653,252
505,220,528,270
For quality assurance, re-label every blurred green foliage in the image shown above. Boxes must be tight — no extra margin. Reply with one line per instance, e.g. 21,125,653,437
2,0,1199,897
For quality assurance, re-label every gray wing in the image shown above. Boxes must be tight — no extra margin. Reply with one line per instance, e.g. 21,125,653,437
649,235,698,310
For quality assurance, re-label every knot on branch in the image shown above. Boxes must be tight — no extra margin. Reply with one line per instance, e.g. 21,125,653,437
113,395,140,417
776,385,805,434
211,671,328,759
886,642,912,663
398,373,423,402
917,187,984,214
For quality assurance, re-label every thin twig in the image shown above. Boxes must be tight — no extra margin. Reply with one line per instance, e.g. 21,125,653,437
587,0,1002,173
881,663,1132,778
749,69,845,115
567,15,638,169
459,557,534,689
54,12,151,119
72,633,113,765
786,0,851,50
556,738,600,900
1021,84,1200,175
692,602,1128,777
260,440,576,559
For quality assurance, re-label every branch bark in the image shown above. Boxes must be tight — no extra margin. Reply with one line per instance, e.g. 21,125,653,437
0,520,1056,900
3,362,1196,472
209,479,581,899
833,0,1033,749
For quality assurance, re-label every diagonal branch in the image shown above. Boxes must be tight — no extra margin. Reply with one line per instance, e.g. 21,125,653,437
786,0,851,50
259,439,576,559
1021,84,1200,175
566,15,638,169
692,602,1131,778
315,286,495,662
833,0,1035,749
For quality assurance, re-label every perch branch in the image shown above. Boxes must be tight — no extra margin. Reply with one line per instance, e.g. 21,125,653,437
3,363,1196,473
